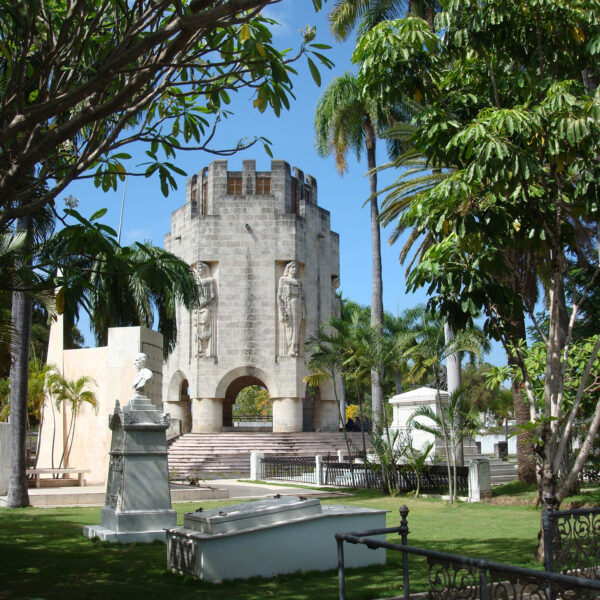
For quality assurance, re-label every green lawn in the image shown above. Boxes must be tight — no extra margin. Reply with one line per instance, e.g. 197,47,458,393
0,490,570,600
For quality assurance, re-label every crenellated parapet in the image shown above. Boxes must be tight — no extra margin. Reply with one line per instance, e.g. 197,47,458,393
163,159,341,434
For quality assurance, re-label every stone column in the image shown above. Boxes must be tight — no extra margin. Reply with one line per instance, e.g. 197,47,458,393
468,458,492,502
164,399,191,434
272,397,302,433
315,455,323,486
192,398,223,433
313,399,339,432
250,452,264,481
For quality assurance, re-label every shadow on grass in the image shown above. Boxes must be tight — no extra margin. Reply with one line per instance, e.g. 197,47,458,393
0,505,542,600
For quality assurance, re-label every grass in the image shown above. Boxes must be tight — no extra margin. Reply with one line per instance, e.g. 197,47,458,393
0,490,549,600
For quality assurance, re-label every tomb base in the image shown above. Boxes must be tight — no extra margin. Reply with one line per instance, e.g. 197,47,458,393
83,396,176,544
167,496,386,582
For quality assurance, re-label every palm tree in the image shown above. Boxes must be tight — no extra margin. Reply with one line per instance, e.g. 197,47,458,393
329,0,440,40
409,388,480,502
59,241,199,358
315,72,389,425
398,431,433,497
51,375,98,471
304,321,358,486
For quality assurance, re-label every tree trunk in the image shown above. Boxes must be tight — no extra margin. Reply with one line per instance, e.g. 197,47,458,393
445,321,463,466
506,315,537,484
365,117,385,425
7,289,32,508
395,370,402,394
511,374,536,484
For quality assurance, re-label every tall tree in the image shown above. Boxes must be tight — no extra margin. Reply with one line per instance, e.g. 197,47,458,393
355,1,600,541
1,1,333,508
329,0,439,39
5,208,201,507
0,0,332,228
358,14,539,484
314,72,387,424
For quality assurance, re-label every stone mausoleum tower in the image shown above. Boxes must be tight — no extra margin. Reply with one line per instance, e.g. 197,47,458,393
162,159,341,434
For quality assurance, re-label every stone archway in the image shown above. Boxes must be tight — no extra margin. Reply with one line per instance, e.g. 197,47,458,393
162,159,342,436
223,376,271,430
164,370,192,434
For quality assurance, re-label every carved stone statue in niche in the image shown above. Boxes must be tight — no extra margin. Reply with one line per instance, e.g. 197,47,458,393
193,261,217,357
277,260,306,357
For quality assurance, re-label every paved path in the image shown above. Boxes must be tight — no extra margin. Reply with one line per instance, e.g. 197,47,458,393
1,479,347,508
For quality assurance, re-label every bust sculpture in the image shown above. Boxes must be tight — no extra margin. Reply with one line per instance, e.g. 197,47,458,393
277,260,306,357
132,352,153,395
194,261,217,357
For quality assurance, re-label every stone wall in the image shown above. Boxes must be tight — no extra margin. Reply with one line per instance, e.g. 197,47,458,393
37,321,163,484
163,159,341,432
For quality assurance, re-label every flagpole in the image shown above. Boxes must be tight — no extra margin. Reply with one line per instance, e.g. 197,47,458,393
118,176,128,245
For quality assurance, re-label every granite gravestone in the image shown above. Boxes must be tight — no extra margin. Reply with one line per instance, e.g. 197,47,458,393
83,355,176,543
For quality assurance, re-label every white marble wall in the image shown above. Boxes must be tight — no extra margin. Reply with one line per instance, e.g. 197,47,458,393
38,324,163,484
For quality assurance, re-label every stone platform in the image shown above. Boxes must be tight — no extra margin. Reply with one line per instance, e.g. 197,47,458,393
0,483,229,508
0,480,344,508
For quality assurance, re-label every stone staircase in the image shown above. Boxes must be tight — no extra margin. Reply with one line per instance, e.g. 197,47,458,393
168,432,518,484
433,442,518,486
167,432,372,479
486,458,518,485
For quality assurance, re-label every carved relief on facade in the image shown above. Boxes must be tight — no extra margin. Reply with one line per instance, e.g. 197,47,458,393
192,261,217,358
277,260,306,358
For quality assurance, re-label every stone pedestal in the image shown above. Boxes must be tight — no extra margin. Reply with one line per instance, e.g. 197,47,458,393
468,458,492,502
272,397,302,432
192,398,223,432
83,396,176,543
250,452,264,480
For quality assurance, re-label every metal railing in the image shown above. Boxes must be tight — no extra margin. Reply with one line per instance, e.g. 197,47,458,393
262,456,317,483
260,456,468,495
336,506,600,599
321,461,379,488
544,504,600,580
232,414,272,423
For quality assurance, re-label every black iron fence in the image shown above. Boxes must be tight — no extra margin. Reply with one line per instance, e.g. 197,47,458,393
544,505,600,580
260,456,468,495
336,506,600,600
262,456,317,483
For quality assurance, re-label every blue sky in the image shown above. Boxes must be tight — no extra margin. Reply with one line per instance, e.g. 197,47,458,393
63,3,505,366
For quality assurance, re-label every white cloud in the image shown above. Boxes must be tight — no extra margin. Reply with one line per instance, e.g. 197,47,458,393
261,6,291,36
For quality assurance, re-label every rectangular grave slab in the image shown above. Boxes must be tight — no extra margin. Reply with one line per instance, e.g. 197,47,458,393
167,497,387,583
183,496,322,534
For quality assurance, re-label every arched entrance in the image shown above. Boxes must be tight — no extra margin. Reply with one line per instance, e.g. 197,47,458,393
223,377,272,431
164,370,192,434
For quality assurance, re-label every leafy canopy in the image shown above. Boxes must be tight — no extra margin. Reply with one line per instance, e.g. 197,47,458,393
0,0,333,228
